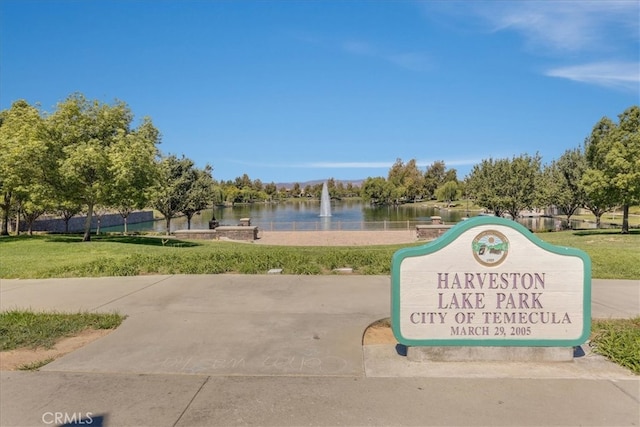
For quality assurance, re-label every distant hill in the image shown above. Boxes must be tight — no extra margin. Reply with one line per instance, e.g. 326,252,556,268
274,179,364,189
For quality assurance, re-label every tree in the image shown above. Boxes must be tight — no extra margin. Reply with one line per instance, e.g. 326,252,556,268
211,185,225,206
361,177,394,205
181,165,214,229
387,158,407,202
501,153,541,220
540,149,587,227
583,105,640,233
387,158,424,203
467,154,541,219
0,100,47,235
234,174,252,189
264,182,278,199
56,201,82,234
152,155,197,235
423,161,447,199
436,181,460,205
108,117,160,233
225,186,241,205
466,158,508,217
45,93,158,241
291,182,302,198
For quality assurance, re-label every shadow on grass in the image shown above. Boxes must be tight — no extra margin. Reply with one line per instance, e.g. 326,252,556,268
571,229,640,237
42,234,201,247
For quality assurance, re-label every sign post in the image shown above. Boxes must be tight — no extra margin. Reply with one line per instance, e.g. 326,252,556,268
391,216,591,352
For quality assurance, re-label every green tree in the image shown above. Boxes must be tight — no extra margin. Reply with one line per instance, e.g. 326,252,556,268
501,153,541,220
211,185,225,206
361,177,394,205
387,158,407,202
436,181,460,205
467,154,541,219
252,178,263,193
108,117,160,233
291,182,302,198
152,155,197,235
0,100,47,235
181,164,214,230
387,158,424,203
264,182,278,199
45,93,157,241
423,161,447,199
234,174,252,189
225,186,240,205
55,201,83,234
466,158,508,217
583,106,640,233
540,148,587,227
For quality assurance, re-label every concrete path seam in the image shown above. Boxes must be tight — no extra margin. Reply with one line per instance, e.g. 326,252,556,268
90,275,175,312
172,375,210,427
610,379,640,404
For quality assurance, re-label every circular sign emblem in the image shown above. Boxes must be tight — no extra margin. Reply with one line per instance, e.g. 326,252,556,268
472,230,509,267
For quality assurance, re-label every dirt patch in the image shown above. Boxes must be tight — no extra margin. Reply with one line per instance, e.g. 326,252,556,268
363,318,397,345
0,329,112,371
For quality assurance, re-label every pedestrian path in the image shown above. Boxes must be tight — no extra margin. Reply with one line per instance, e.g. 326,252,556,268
1,275,638,426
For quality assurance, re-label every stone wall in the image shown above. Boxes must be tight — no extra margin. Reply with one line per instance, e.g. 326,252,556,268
174,226,258,241
415,224,452,240
24,211,154,233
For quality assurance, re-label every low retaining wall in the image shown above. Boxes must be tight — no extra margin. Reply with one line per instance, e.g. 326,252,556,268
415,224,452,240
174,226,258,241
25,211,153,233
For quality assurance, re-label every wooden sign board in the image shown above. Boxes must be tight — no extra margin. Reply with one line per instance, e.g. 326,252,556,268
391,216,591,347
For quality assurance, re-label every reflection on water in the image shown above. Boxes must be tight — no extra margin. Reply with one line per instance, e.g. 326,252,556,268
103,200,596,233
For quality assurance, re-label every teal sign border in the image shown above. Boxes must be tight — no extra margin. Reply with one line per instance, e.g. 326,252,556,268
391,216,591,347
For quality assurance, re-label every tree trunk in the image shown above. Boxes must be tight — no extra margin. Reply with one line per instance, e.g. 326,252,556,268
187,214,193,230
165,217,171,235
15,211,20,236
622,204,630,234
123,216,128,234
1,192,11,235
83,203,93,242
595,213,602,229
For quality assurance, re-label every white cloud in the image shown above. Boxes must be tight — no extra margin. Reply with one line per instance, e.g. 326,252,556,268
476,1,639,53
305,161,391,168
546,61,640,90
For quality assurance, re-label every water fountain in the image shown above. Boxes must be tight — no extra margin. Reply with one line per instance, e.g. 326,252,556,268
319,181,332,217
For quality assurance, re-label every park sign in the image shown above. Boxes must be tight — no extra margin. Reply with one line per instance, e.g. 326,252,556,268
391,216,591,347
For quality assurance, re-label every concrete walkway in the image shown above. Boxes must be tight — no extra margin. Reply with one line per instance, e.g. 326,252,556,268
1,275,638,426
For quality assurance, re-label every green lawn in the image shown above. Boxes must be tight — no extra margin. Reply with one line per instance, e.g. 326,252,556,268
591,317,640,374
0,310,124,351
0,229,638,279
538,229,640,279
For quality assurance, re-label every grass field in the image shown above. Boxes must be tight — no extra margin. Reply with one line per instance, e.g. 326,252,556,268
0,229,638,279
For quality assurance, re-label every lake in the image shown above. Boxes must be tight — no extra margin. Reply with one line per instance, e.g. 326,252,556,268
106,200,586,233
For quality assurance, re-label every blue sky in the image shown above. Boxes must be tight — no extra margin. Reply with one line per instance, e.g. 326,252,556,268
1,1,638,184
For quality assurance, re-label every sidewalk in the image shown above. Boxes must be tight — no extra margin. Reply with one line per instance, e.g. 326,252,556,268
1,275,638,426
